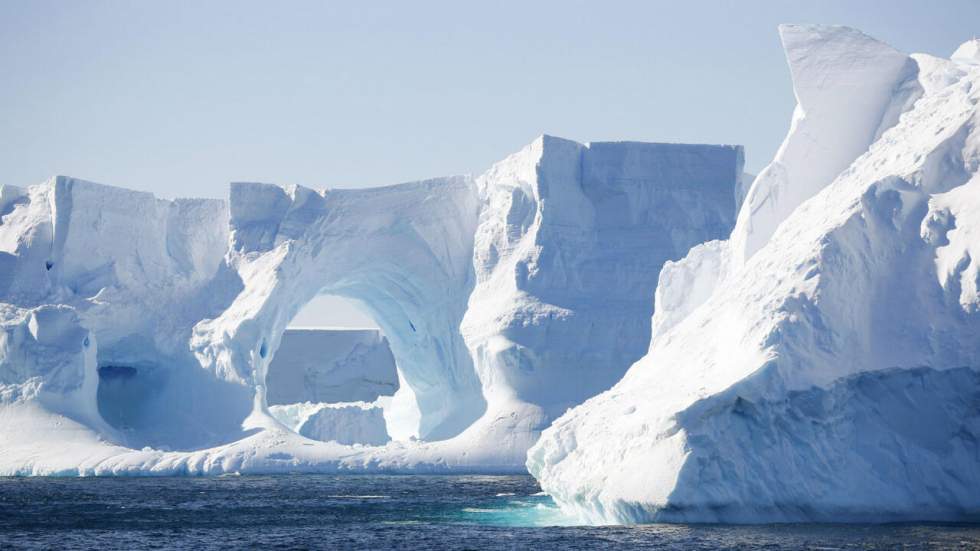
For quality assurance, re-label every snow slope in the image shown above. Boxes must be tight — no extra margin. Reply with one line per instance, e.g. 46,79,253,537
0,136,740,473
528,25,980,524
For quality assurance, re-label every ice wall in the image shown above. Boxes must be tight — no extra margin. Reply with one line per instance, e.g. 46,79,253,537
0,138,740,471
193,177,485,441
265,328,398,406
462,137,739,453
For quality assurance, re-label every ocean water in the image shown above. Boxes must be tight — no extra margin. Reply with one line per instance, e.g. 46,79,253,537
0,475,978,550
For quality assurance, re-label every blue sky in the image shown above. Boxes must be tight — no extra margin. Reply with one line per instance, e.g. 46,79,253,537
3,1,977,198
2,0,976,326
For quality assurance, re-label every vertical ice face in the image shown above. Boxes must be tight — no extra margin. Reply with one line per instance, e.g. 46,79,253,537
463,136,740,432
0,306,91,400
952,38,980,65
267,400,392,446
265,328,398,405
185,135,741,453
297,404,391,446
0,139,740,468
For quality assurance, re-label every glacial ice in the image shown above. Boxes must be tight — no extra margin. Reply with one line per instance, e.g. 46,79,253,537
268,401,391,446
263,328,398,446
265,328,398,407
527,25,980,524
5,21,973,525
0,136,740,474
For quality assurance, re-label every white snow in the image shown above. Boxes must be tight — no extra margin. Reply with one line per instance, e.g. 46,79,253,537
528,26,980,524
952,38,980,65
730,25,916,267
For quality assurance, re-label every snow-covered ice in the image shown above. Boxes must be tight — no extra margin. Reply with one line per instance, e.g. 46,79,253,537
527,25,980,524
265,328,398,406
268,401,390,446
0,136,740,474
6,21,972,526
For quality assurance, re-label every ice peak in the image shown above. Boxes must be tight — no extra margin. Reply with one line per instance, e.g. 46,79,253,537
777,24,906,110
729,24,912,266
952,38,980,64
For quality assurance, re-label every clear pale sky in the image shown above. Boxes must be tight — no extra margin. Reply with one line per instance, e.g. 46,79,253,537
2,0,977,327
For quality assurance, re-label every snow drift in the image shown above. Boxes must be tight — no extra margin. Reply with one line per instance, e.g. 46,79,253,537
528,25,980,524
0,136,740,473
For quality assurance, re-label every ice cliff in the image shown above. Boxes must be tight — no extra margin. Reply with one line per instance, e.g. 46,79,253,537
265,328,398,407
0,136,740,473
528,25,980,524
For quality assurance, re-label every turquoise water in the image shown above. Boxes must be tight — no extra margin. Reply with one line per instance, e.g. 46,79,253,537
1,475,978,549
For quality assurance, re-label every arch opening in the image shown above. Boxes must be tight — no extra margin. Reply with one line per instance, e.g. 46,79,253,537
264,293,422,446
223,178,487,448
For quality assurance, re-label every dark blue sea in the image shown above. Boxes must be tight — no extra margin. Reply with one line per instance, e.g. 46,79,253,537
1,475,978,550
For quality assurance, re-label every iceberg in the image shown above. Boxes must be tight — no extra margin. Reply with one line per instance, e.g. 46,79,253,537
0,137,740,474
263,328,398,446
527,25,980,524
268,401,391,446
265,328,398,407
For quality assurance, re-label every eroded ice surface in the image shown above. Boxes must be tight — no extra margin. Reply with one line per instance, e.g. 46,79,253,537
0,135,739,474
528,25,980,524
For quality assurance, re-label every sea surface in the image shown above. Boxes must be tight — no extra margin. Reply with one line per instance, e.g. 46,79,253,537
0,475,978,550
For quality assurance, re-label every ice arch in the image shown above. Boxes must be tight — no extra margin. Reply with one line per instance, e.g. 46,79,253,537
0,134,742,472
191,135,742,452
192,177,484,441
